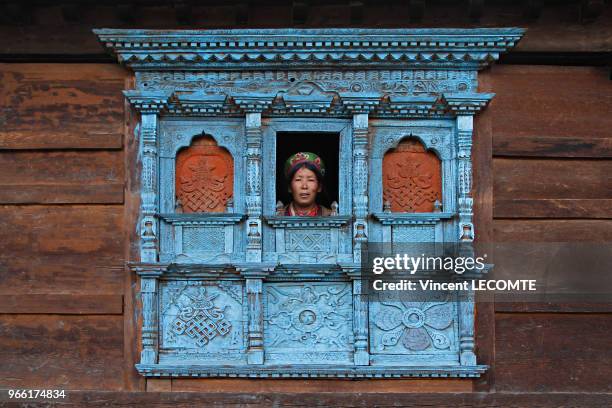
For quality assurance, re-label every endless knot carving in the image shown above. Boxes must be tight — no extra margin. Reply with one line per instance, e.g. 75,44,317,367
176,136,233,213
383,139,441,212
372,291,454,352
266,284,352,350
171,286,232,347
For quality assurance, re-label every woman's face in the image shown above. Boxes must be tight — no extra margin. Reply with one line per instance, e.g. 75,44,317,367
290,166,321,207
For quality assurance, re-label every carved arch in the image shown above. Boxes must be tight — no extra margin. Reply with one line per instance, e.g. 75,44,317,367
175,135,234,213
382,137,442,213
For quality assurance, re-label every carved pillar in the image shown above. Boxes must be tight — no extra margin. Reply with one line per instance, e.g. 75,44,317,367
352,278,369,365
457,286,477,365
124,91,171,263
245,112,263,262
456,114,474,242
140,275,159,364
352,112,370,262
246,278,264,364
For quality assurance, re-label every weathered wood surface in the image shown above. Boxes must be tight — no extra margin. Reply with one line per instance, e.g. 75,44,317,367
494,199,612,219
0,315,124,390
0,64,126,150
0,205,125,294
495,302,612,313
483,66,612,156
0,294,123,314
495,314,612,392
0,150,125,204
493,220,612,242
170,378,471,393
1,391,611,407
0,3,611,54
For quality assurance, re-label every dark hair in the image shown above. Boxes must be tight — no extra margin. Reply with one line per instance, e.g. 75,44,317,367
286,162,324,185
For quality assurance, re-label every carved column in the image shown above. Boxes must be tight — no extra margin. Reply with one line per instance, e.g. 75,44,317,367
457,286,477,365
246,278,264,364
234,94,273,263
124,91,171,263
352,278,369,365
352,112,370,263
457,114,474,242
245,112,263,262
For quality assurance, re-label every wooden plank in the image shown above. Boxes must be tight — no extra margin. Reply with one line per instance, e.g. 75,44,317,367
0,131,123,150
0,63,126,150
0,315,124,390
493,158,612,200
0,294,123,314
493,135,612,158
494,199,612,219
484,66,612,141
0,183,124,204
147,379,172,392
0,151,124,185
493,220,612,242
11,391,612,407
495,302,612,313
472,71,495,392
171,379,472,393
0,205,125,294
0,4,611,53
495,314,612,392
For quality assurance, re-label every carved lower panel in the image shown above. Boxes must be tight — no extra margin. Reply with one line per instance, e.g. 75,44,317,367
159,281,246,364
182,226,224,252
369,290,458,360
285,230,331,252
264,282,353,364
393,225,435,242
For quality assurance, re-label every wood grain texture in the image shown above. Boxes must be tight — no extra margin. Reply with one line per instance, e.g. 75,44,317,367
0,295,123,314
171,379,471,393
493,220,612,242
0,315,124,390
0,64,126,150
493,158,612,200
484,66,612,142
493,136,612,159
495,314,612,392
10,391,612,407
495,302,612,313
494,199,612,219
0,205,125,294
0,183,124,204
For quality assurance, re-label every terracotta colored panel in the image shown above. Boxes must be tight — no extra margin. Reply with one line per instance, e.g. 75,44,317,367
175,136,233,213
383,139,441,213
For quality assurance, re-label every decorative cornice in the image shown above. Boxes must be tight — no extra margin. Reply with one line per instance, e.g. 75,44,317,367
443,93,495,114
94,28,524,71
372,212,454,225
123,90,172,113
265,215,352,228
158,213,245,225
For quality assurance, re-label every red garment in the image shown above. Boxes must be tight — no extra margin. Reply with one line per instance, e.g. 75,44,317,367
285,202,322,216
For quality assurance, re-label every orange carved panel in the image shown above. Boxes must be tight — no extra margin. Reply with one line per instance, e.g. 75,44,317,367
383,139,442,213
175,136,233,213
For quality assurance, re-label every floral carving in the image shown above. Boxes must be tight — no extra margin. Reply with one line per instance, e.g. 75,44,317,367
373,292,454,352
176,136,233,213
266,284,352,350
383,138,441,212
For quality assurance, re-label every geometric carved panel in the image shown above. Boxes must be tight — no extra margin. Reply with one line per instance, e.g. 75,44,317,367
369,290,458,356
383,138,442,212
176,136,233,213
183,226,225,252
264,282,353,364
285,230,331,252
393,225,435,243
159,281,246,363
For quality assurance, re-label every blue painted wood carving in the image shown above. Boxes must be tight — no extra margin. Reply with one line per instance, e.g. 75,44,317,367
96,28,524,378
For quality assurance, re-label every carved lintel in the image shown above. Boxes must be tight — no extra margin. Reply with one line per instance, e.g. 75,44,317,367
233,93,275,113
341,92,382,114
175,93,227,114
123,90,171,114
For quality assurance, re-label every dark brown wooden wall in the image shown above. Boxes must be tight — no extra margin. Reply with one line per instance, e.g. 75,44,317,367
0,3,611,403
